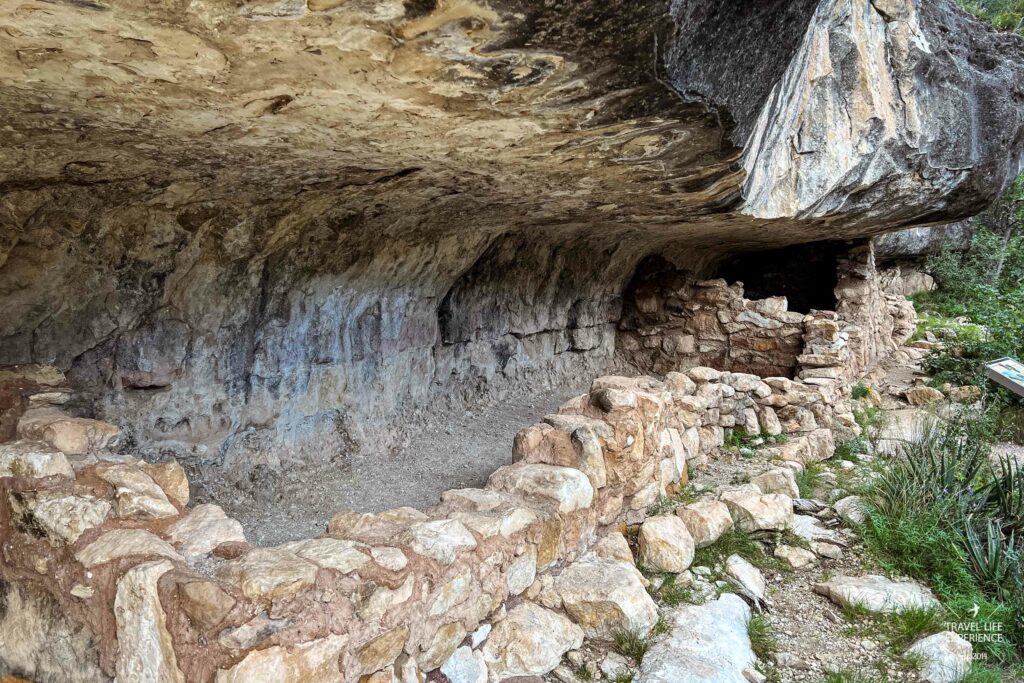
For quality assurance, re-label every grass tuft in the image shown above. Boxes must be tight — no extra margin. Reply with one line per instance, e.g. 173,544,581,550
747,614,777,661
613,629,651,664
795,461,825,498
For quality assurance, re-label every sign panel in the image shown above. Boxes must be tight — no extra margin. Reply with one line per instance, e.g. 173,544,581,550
984,357,1024,398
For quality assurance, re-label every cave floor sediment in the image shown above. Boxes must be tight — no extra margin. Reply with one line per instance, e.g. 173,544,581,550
189,384,586,546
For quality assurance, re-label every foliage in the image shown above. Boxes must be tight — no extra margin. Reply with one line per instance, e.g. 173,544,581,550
795,460,824,498
656,574,694,607
860,415,1024,663
573,664,594,681
747,614,778,661
722,429,786,455
836,436,869,462
915,175,1024,391
692,529,785,572
612,629,651,664
959,0,1024,33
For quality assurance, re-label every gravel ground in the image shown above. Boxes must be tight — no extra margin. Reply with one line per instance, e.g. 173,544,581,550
190,384,587,546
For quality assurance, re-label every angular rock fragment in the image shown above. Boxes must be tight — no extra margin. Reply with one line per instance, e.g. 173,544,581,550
904,631,973,683
554,557,658,640
17,408,119,455
636,594,754,683
720,489,793,532
482,602,583,680
115,560,186,683
217,548,318,601
16,491,110,545
401,519,477,566
215,634,348,683
98,463,178,520
487,463,594,514
0,440,74,479
813,575,939,614
675,499,733,548
638,515,695,573
773,544,817,569
76,528,182,568
167,504,246,556
751,468,799,498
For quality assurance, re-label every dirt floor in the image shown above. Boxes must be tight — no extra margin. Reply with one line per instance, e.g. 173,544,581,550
190,385,587,546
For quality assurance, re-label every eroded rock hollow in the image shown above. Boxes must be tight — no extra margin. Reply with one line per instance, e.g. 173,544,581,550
2,0,1023,493
3,0,1024,681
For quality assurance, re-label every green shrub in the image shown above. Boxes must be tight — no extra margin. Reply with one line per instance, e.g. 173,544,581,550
959,0,1024,33
861,415,1024,662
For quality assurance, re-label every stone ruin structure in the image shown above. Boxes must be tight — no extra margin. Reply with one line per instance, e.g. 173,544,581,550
1,0,1024,681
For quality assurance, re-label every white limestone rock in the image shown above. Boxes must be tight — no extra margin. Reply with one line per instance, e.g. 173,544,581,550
834,495,868,526
638,515,695,573
720,490,793,532
593,531,635,563
18,492,110,545
773,544,817,569
115,560,186,683
675,499,733,548
167,504,246,556
751,468,799,498
813,575,940,614
97,463,178,520
215,634,349,683
506,547,537,596
724,555,766,602
16,408,120,456
487,463,594,514
217,548,319,601
554,557,658,640
401,519,477,566
482,602,584,680
0,440,74,479
636,594,754,683
441,646,487,683
791,514,845,546
905,631,973,683
281,537,371,574
76,528,182,568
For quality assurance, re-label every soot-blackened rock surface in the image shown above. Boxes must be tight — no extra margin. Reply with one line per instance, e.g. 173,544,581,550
0,0,1022,482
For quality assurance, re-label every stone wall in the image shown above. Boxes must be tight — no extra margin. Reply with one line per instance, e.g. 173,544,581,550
0,359,861,683
618,242,916,382
618,274,806,378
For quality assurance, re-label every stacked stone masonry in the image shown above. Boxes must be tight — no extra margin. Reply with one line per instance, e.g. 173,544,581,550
0,330,885,682
619,242,916,382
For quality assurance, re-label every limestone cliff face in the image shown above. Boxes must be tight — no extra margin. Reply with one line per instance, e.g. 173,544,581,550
0,0,1022,475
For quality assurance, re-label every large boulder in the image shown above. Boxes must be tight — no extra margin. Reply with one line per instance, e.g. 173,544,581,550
638,515,695,573
481,602,584,681
0,441,74,479
904,631,973,683
636,594,755,683
676,500,734,548
720,489,793,532
554,557,659,640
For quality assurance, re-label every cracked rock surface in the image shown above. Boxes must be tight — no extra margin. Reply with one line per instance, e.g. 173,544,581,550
1,0,1022,489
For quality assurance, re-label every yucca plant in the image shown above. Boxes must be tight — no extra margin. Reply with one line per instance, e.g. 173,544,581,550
981,456,1024,534
964,519,1019,600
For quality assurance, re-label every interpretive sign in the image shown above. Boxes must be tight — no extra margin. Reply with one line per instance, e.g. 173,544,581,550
984,357,1024,398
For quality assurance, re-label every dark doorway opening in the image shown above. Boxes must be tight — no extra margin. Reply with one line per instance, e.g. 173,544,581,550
715,241,841,312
